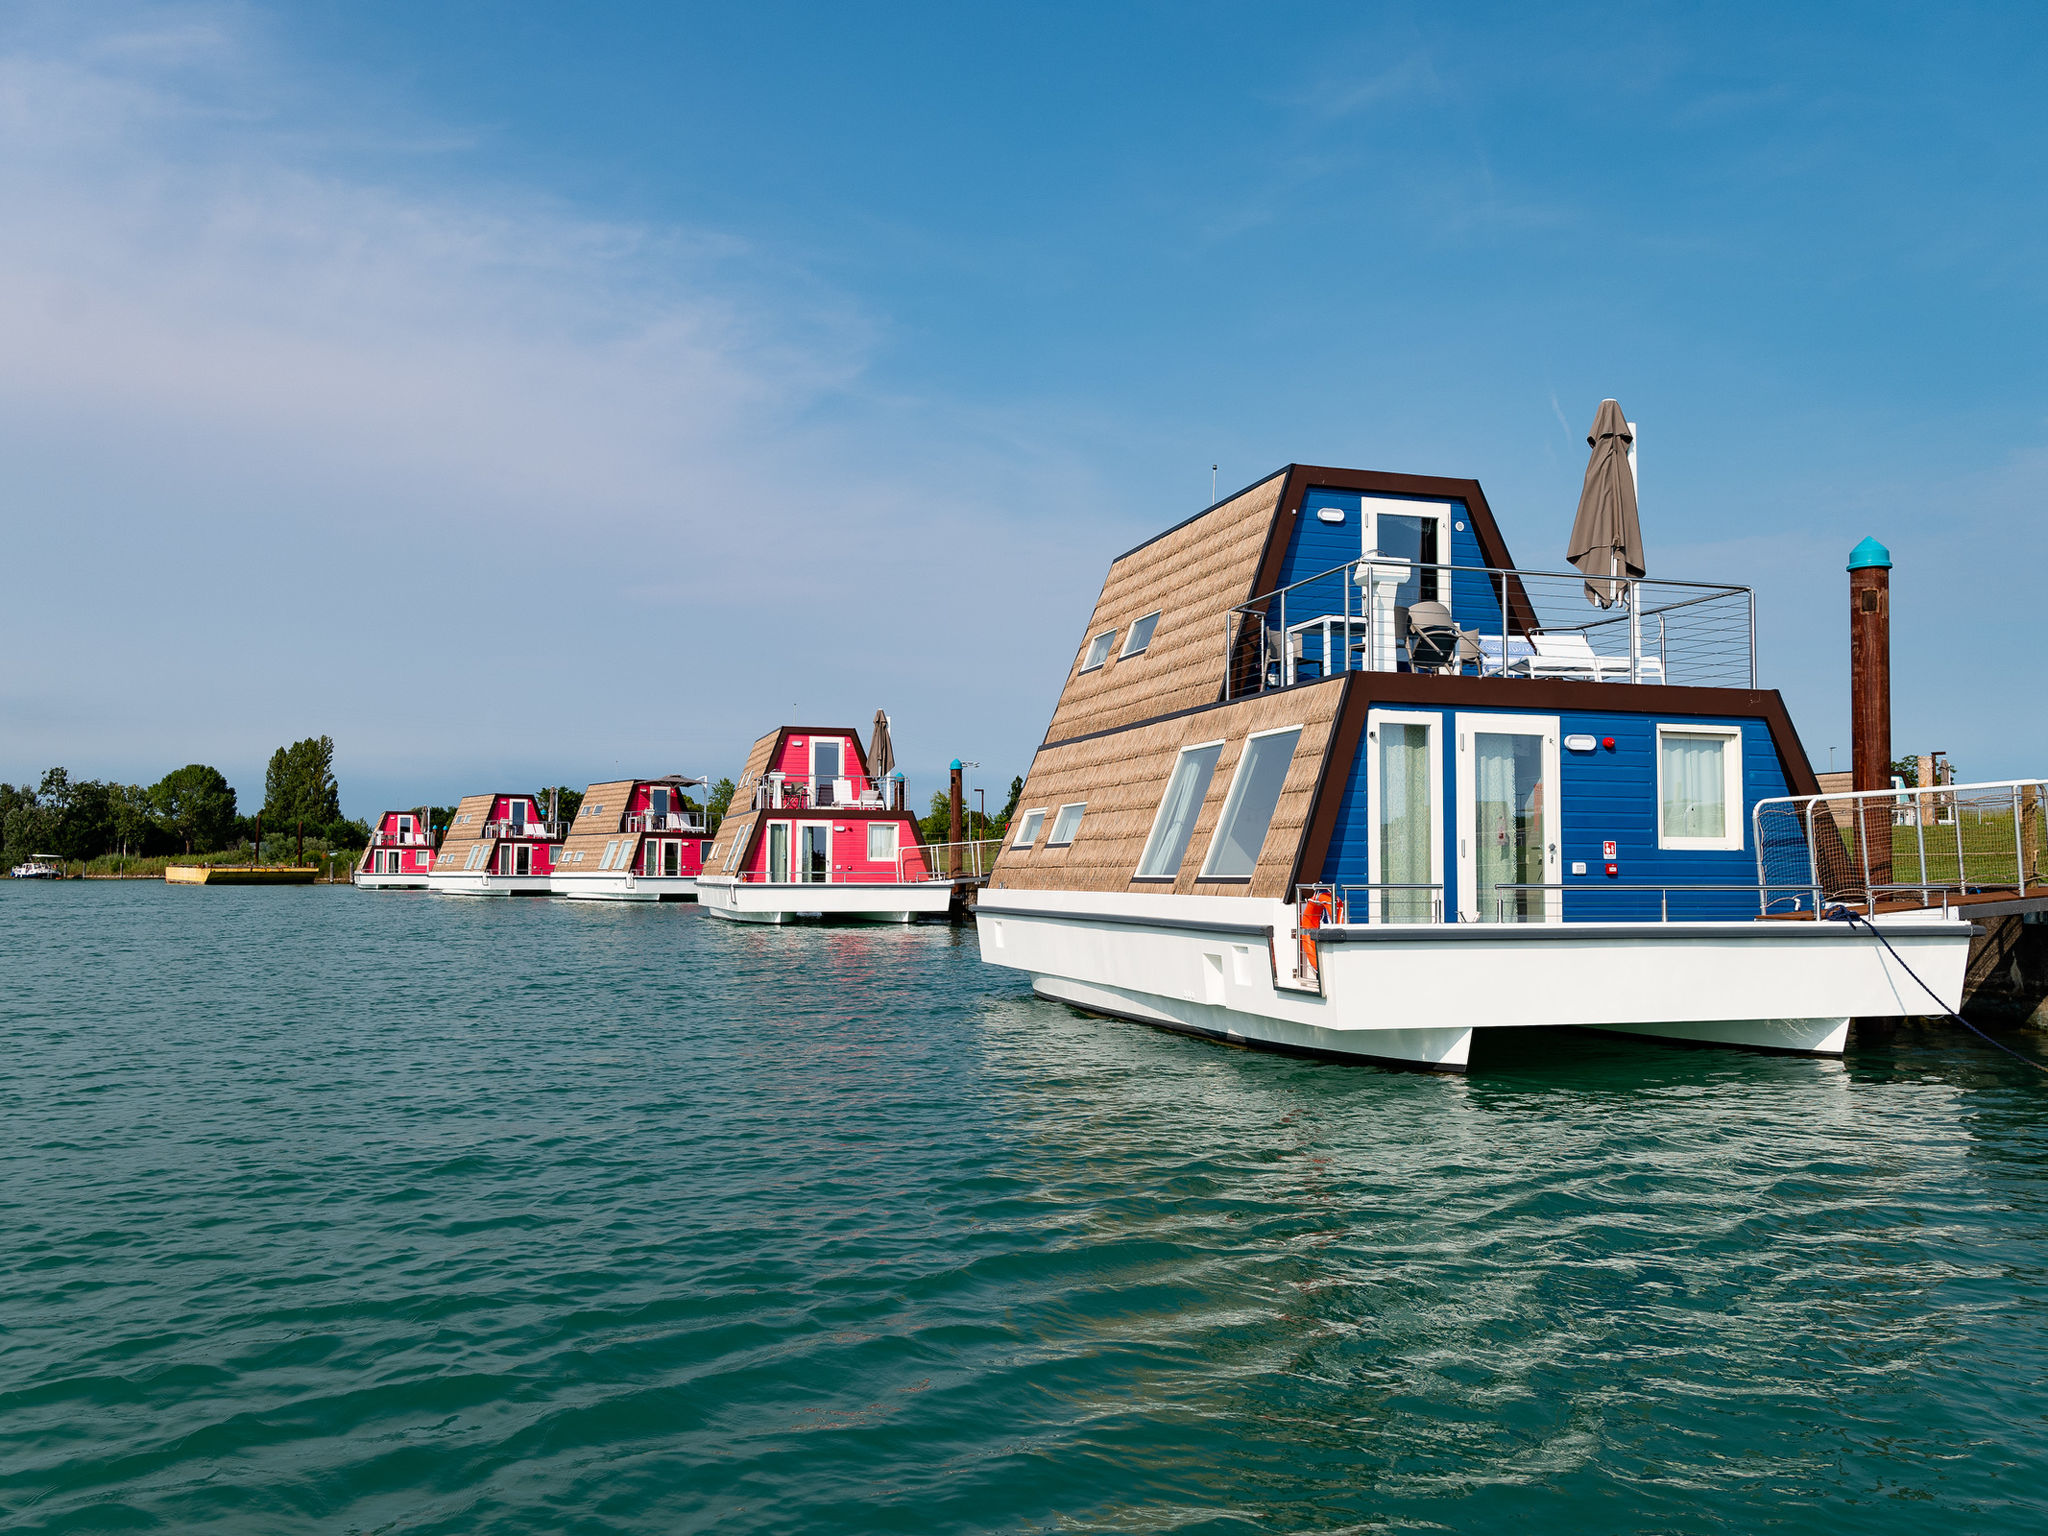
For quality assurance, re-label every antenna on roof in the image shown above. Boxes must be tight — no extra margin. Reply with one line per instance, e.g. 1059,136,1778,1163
1212,464,1218,502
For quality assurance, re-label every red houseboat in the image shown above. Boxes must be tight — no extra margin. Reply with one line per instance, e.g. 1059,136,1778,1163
552,776,710,901
698,722,953,923
353,807,434,889
425,792,559,896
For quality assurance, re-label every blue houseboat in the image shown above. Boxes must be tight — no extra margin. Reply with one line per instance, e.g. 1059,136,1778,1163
974,462,1973,1071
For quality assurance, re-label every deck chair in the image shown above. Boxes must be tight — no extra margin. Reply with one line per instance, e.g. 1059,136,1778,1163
1520,632,1632,681
1404,601,1480,674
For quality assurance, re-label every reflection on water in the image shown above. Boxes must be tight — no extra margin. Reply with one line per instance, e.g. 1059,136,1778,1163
2,883,2045,1534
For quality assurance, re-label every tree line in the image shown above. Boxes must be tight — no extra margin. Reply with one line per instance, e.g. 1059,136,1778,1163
1,736,369,866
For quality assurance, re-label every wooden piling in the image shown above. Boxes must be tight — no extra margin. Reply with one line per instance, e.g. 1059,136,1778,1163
1849,539,1892,896
948,760,964,879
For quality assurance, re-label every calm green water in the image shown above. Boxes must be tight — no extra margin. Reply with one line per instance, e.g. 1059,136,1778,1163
5,884,2048,1533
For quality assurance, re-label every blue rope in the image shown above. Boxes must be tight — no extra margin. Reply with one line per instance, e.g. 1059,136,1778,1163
1823,905,2048,1075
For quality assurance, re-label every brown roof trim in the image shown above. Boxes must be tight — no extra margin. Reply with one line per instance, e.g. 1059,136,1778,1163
1037,675,1347,755
1109,467,1291,564
1288,674,1372,895
1037,669,1818,799
741,725,875,784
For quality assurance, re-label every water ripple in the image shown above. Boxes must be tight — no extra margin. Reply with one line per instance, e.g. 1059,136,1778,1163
3,883,2046,1532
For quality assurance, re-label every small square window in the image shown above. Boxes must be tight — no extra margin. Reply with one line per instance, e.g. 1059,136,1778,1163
1121,612,1161,658
1012,808,1046,848
1080,631,1117,672
1047,803,1086,846
1656,725,1745,851
867,823,897,862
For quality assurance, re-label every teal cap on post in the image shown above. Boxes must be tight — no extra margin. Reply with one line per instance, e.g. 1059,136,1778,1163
1847,536,1892,571
949,758,963,771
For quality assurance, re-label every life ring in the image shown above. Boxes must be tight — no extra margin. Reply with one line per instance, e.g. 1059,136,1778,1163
1301,889,1342,968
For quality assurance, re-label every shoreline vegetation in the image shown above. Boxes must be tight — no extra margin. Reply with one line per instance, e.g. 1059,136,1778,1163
9,751,1021,881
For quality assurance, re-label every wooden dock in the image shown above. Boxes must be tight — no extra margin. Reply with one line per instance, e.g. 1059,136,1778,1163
164,865,319,886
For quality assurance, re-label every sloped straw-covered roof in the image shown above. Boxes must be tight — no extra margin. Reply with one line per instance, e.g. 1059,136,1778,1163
992,680,1347,900
1041,471,1287,744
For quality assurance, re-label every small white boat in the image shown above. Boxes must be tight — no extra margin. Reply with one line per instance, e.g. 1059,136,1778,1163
9,856,63,880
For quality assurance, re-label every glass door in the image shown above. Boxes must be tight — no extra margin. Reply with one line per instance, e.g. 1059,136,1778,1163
1368,710,1442,922
1455,713,1560,923
812,741,841,806
1363,497,1453,610
799,823,831,883
768,822,790,883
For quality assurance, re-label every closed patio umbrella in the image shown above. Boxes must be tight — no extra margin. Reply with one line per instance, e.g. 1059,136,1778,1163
868,710,895,787
1567,398,1643,609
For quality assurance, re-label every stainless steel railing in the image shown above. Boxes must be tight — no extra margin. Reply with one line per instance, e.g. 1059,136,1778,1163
1754,779,2048,913
1225,557,1754,698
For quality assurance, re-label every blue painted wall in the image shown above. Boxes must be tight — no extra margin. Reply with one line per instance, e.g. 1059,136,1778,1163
1271,489,1503,674
1318,703,1796,921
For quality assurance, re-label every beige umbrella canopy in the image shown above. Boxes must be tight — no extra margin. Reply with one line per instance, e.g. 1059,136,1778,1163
868,709,895,785
1567,398,1643,608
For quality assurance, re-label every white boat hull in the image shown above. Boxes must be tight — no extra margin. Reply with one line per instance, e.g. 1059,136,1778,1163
696,876,954,925
550,873,698,902
425,871,552,898
353,871,429,890
976,890,1974,1071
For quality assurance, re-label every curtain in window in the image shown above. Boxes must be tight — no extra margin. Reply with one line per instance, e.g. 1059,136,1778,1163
1377,723,1432,922
1476,732,1546,922
1661,734,1727,839
1138,745,1222,877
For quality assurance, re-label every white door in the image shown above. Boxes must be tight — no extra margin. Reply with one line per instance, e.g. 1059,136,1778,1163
1363,497,1454,613
1455,713,1561,923
798,822,831,882
812,741,841,806
1367,709,1443,923
767,822,790,883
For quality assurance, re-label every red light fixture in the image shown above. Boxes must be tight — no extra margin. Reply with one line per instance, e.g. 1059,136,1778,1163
1601,737,1616,750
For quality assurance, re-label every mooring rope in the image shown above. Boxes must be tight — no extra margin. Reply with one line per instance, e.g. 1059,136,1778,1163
1822,905,2048,1075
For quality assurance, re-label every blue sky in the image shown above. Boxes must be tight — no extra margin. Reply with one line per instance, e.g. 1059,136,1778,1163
2,1,2043,815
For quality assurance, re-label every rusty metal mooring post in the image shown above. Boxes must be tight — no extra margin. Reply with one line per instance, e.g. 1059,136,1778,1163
948,759,964,879
1849,537,1893,902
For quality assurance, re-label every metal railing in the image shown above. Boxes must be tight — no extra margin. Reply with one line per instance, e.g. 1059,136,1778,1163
1755,779,2047,914
627,812,705,834
483,819,562,840
746,772,899,811
1489,882,1823,923
1224,556,1754,698
369,830,431,847
910,839,1004,882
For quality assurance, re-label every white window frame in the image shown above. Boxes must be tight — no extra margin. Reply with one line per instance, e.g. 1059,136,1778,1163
1046,802,1086,846
1655,724,1745,851
1454,711,1562,924
867,823,898,863
1120,612,1161,658
810,736,845,786
1199,726,1303,880
1012,808,1046,848
1079,631,1117,672
1137,739,1225,878
1365,709,1444,923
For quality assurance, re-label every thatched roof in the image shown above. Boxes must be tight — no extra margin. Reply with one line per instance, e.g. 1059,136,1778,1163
992,678,1347,900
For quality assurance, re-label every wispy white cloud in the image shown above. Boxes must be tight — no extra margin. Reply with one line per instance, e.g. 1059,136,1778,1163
0,5,1102,807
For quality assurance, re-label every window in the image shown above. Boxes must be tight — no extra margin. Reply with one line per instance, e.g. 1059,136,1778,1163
601,840,620,869
1012,808,1046,848
868,823,897,863
1047,802,1086,846
1137,742,1223,878
1121,612,1161,658
1202,727,1302,879
1657,725,1745,850
1080,631,1117,672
